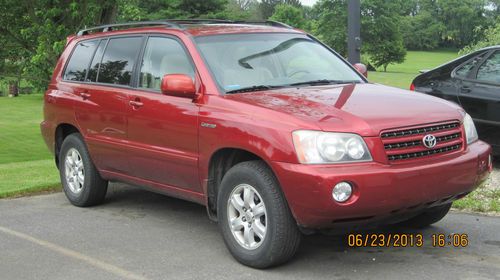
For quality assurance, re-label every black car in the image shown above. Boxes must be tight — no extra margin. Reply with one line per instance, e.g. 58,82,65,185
411,46,500,155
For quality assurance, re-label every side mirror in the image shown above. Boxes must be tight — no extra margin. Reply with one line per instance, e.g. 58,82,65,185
353,63,368,78
161,74,196,98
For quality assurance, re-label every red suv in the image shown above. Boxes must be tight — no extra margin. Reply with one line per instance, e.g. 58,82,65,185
41,20,492,268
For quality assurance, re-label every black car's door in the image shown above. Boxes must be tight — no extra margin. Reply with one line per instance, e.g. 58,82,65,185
456,49,500,149
457,50,500,123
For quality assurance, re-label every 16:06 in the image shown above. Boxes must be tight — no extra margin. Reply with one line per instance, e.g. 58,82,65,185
431,234,469,247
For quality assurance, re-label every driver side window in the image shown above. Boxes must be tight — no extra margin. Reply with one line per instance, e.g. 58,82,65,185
139,37,195,91
476,51,500,84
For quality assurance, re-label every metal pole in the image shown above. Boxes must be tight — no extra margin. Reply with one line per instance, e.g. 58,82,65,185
347,0,361,64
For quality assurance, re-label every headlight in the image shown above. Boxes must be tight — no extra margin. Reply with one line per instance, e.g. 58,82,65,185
463,113,478,144
292,130,372,164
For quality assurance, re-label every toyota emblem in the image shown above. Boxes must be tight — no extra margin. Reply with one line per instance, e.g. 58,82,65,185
422,134,437,149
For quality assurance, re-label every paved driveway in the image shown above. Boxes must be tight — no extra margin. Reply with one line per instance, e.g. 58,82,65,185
1,184,499,280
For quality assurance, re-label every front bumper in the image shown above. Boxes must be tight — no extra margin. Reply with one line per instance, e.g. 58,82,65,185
272,140,492,229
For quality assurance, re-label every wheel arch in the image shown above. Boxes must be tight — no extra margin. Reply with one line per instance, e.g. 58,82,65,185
54,123,81,168
206,147,279,221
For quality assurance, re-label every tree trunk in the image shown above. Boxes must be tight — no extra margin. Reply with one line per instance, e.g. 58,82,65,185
383,65,388,72
8,81,19,97
99,1,118,24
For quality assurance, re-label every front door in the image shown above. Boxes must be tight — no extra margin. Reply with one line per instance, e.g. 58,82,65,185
457,50,500,148
126,36,200,192
458,50,500,123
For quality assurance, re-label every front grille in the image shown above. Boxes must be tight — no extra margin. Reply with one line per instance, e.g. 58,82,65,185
381,121,463,163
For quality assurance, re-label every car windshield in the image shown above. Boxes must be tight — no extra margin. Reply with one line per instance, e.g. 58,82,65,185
194,33,364,93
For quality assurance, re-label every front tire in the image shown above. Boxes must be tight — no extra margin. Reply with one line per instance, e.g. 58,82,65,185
399,203,452,228
59,133,108,207
217,161,301,268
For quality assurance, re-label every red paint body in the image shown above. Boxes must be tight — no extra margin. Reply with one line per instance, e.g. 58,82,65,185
41,25,492,228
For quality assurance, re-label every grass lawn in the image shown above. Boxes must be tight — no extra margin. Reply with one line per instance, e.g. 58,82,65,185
0,94,60,197
368,50,460,89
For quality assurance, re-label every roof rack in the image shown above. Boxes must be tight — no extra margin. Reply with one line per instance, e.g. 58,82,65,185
234,20,293,29
165,19,292,29
164,19,235,24
76,21,181,36
76,19,293,36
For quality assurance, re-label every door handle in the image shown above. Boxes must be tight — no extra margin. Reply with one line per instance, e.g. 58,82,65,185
129,100,144,108
460,86,471,93
79,91,91,100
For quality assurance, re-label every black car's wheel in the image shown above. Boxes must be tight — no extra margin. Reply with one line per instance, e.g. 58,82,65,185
399,203,452,228
59,133,108,207
217,160,301,268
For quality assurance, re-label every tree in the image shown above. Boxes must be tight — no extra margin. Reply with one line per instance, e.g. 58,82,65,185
259,0,301,19
362,0,407,71
0,0,231,90
310,0,348,55
437,0,490,48
460,22,500,54
400,12,444,50
269,4,306,29
0,0,117,89
176,0,228,17
119,0,229,20
221,0,262,20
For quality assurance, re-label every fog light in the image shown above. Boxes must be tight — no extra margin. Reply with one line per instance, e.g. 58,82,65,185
332,182,352,203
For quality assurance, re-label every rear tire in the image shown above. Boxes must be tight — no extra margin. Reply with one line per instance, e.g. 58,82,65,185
399,203,452,228
217,160,301,268
59,133,108,207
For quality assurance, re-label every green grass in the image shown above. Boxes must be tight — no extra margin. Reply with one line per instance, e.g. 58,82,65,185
0,94,60,197
453,185,500,213
0,94,53,163
0,160,60,198
368,50,460,89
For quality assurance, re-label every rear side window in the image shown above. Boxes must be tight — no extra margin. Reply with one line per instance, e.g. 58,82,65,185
86,39,107,82
454,52,487,78
97,37,143,85
64,40,98,81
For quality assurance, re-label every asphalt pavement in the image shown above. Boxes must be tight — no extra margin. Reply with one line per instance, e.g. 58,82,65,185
1,183,499,280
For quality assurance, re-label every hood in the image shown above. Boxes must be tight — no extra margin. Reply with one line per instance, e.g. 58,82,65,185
224,83,464,136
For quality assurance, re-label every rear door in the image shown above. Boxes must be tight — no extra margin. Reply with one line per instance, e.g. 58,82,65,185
73,36,144,173
125,35,201,192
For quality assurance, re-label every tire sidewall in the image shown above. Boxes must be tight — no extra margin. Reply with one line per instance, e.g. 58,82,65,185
217,162,285,265
59,133,96,206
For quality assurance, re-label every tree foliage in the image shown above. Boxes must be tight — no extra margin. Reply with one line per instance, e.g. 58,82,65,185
461,22,500,54
270,4,306,29
259,0,301,19
0,0,119,89
397,0,499,50
1,0,499,91
400,11,444,50
311,0,348,55
362,0,407,71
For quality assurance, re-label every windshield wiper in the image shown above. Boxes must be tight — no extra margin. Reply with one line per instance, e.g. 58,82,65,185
226,85,285,94
288,79,361,87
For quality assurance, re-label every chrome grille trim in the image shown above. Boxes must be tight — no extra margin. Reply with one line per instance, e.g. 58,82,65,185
384,132,461,150
387,144,462,161
381,122,459,139
381,121,464,162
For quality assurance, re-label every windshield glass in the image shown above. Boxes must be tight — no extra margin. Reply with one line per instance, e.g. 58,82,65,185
195,33,364,93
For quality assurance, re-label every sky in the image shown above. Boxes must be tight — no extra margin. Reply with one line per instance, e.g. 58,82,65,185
300,0,319,6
